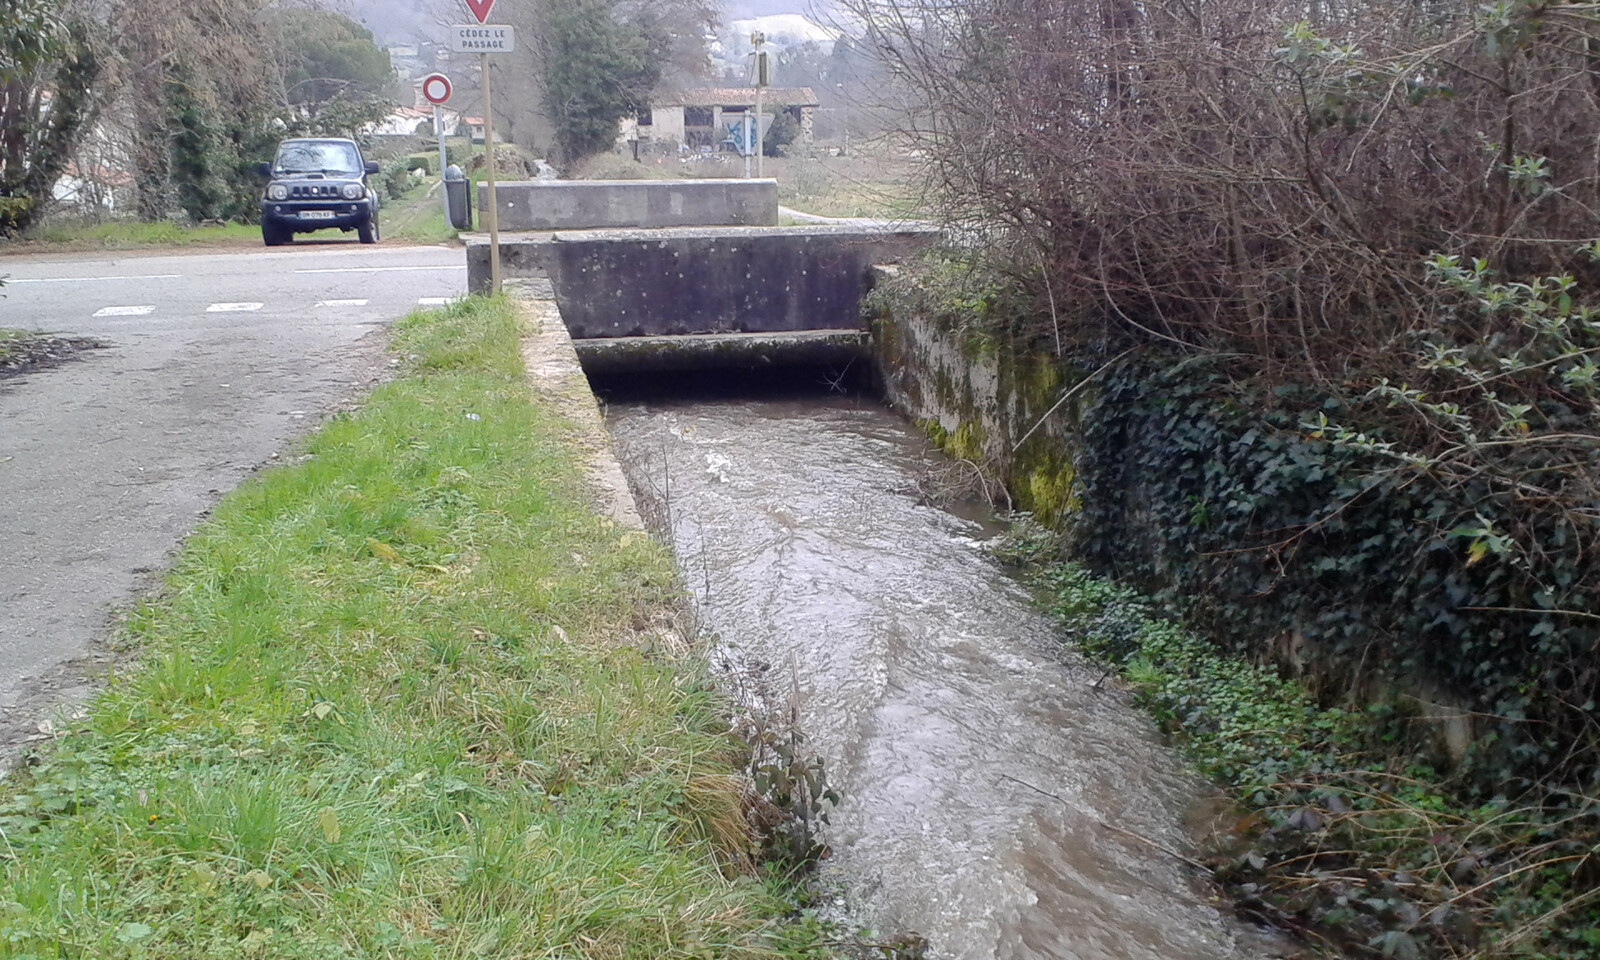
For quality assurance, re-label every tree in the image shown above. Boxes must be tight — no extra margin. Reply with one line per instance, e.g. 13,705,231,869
112,0,278,222
110,0,394,223
536,0,665,162
500,0,714,162
266,9,392,125
775,41,829,90
0,0,99,236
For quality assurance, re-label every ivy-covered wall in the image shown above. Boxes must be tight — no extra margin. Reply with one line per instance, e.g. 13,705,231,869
868,269,1597,793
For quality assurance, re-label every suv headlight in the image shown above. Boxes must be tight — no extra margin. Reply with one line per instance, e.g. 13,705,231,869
267,183,289,201
341,182,364,200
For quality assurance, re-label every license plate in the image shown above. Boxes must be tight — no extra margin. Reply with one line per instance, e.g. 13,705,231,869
300,210,335,220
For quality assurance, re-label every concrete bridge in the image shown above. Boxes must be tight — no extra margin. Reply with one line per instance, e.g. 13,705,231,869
465,179,937,374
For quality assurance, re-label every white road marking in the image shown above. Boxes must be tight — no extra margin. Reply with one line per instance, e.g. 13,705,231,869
316,299,370,307
417,297,459,307
93,305,155,317
9,274,182,284
294,265,465,275
207,302,264,313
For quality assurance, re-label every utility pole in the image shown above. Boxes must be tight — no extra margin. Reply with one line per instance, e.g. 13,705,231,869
751,31,770,179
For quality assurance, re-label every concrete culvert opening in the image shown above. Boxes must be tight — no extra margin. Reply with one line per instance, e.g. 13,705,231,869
586,359,875,404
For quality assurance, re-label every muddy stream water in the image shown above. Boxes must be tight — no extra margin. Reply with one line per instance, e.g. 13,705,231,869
606,392,1292,960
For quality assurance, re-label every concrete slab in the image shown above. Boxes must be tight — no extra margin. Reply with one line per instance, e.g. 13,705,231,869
481,178,778,231
466,224,940,336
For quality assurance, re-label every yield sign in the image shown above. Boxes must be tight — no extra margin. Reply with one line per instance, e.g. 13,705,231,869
462,0,494,23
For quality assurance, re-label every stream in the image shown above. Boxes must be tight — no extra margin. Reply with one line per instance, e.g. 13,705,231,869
605,391,1292,960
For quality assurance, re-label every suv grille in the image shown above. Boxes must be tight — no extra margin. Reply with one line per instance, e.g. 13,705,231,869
290,184,341,199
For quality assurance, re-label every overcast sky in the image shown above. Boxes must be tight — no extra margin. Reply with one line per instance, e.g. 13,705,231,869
336,0,842,44
726,0,837,17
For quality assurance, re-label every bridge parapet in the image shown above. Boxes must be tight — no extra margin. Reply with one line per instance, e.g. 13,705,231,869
466,222,939,374
468,224,938,332
478,178,779,231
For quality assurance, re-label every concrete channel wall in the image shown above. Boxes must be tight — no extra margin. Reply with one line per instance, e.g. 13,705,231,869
868,263,1086,527
467,225,939,336
478,179,779,231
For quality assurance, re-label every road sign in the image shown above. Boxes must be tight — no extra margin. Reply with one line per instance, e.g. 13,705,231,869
462,0,494,24
421,73,452,105
451,24,515,53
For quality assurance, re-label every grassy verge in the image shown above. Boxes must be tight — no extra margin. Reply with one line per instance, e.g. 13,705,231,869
566,144,925,221
7,188,457,252
0,298,808,958
19,220,262,249
1007,546,1600,959
380,183,458,245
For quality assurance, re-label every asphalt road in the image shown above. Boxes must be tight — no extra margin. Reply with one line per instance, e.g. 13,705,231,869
0,242,467,747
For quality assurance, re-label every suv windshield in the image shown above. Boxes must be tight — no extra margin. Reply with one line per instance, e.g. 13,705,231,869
273,141,361,176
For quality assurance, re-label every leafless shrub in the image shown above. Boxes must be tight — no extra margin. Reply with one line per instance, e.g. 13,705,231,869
842,0,1600,369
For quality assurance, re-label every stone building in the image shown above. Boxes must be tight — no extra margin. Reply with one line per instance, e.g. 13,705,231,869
619,87,819,153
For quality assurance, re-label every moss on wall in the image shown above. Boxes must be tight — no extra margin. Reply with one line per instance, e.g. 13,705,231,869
1015,448,1079,525
872,264,1095,533
922,418,988,464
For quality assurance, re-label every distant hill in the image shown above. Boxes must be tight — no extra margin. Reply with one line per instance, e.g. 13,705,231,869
725,0,838,20
729,13,841,47
336,0,444,45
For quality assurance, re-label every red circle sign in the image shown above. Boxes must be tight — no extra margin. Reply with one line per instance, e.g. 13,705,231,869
421,74,452,105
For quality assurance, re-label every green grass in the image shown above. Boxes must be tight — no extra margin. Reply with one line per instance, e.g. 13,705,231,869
0,329,31,363
10,185,458,251
0,297,802,958
382,183,459,244
24,220,262,248
565,145,926,221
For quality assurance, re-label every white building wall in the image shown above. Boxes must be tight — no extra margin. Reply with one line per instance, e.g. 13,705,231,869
653,107,686,144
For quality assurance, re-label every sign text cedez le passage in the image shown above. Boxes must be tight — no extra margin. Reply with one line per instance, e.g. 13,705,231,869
452,25,515,51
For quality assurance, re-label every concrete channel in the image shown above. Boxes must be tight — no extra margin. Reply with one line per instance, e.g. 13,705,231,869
483,179,1297,959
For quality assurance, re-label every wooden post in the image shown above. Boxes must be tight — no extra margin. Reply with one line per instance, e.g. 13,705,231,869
481,52,501,295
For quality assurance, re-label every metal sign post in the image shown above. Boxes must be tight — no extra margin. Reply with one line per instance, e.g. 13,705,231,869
421,73,453,227
751,32,770,179
451,0,513,295
436,105,450,222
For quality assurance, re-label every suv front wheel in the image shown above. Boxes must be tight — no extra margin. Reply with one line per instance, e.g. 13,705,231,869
358,215,379,244
263,221,292,246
